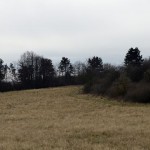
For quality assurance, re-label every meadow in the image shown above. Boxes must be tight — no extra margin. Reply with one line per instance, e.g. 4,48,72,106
0,86,150,150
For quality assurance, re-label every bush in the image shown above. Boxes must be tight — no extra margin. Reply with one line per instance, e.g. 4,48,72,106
125,82,150,103
107,75,130,97
83,64,120,95
142,57,150,71
144,69,150,82
0,82,13,92
126,65,143,82
91,78,113,95
83,81,93,93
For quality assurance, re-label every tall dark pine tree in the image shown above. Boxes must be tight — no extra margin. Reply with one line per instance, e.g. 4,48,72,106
87,56,103,72
58,57,71,76
58,57,74,85
124,48,144,82
124,47,143,66
85,56,103,82
40,58,55,86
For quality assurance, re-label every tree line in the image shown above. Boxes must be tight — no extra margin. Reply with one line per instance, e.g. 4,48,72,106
0,51,87,91
83,47,150,103
0,48,150,103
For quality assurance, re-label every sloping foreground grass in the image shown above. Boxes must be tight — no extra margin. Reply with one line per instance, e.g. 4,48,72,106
0,86,150,150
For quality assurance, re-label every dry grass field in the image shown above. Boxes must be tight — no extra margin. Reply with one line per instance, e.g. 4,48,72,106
0,86,150,150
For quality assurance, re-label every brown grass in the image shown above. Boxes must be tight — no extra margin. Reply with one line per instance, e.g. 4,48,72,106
0,86,150,150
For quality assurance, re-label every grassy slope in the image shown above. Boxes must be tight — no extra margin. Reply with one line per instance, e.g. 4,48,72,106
0,86,150,150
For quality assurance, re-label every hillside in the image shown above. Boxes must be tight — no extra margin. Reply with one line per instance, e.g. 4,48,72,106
0,86,150,150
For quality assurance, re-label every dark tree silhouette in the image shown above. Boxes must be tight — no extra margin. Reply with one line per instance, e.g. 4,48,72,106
18,64,31,86
40,58,55,86
58,57,74,85
74,61,86,76
0,59,5,82
73,61,87,84
18,51,35,86
68,64,74,75
9,63,16,78
84,56,103,85
3,64,9,81
124,47,144,66
124,48,144,82
18,51,55,88
87,56,103,72
58,57,71,76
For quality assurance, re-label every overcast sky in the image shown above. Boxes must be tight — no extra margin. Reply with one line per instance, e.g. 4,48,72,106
0,0,150,65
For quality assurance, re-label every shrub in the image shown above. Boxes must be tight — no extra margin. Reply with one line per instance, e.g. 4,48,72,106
144,69,150,82
107,75,130,97
91,78,113,95
83,64,120,95
142,57,150,71
125,82,150,103
0,82,13,92
126,65,143,82
83,81,93,93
